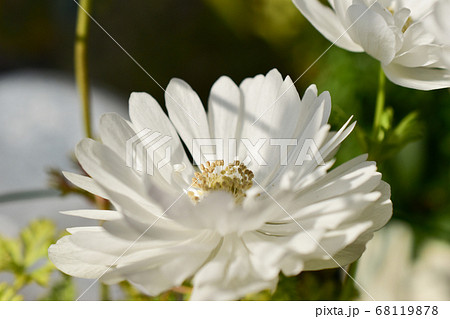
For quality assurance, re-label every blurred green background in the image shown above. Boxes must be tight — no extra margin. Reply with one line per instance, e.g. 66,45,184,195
0,0,449,300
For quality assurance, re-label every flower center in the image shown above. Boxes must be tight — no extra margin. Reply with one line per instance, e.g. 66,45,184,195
188,160,254,204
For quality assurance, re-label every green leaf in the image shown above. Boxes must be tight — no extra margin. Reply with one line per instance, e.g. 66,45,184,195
0,283,23,301
20,219,56,268
30,262,55,287
243,269,356,301
0,237,23,272
392,111,422,144
367,110,423,163
0,219,58,289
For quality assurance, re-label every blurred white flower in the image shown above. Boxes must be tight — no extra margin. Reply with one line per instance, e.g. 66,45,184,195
293,0,450,90
356,221,450,300
49,69,392,300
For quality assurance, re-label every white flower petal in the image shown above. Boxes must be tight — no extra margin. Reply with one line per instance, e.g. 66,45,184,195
383,62,450,90
207,75,243,163
165,79,211,161
423,0,450,45
245,228,323,258
393,7,411,31
401,0,439,20
170,191,275,236
295,159,381,206
301,84,318,107
302,221,373,269
329,0,353,24
293,0,363,52
97,188,193,241
66,227,166,258
191,235,278,300
280,255,304,276
400,23,435,54
102,233,220,295
129,92,194,183
238,69,283,160
303,181,392,270
288,192,382,228
48,236,110,279
347,3,398,64
393,44,440,67
238,70,304,185
244,229,326,277
76,138,164,213
99,112,136,160
62,171,110,200
208,76,242,141
61,209,121,221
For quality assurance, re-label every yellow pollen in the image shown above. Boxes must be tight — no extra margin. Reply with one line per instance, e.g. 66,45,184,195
189,160,254,204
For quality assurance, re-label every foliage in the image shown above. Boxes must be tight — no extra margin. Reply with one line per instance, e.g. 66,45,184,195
0,283,23,301
0,219,76,300
40,275,76,301
244,269,359,301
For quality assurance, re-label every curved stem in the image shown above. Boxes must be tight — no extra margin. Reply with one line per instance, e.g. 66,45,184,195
75,0,93,138
372,66,386,139
75,0,110,301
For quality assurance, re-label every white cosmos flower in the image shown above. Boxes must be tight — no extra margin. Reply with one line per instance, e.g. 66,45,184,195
293,0,450,90
356,221,450,300
49,69,392,300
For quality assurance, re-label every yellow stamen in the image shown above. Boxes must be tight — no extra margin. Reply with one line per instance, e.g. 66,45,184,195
189,160,253,204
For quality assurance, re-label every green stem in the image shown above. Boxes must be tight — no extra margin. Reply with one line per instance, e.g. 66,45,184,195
101,283,110,301
340,262,359,300
75,2,111,301
75,0,93,139
372,66,386,139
